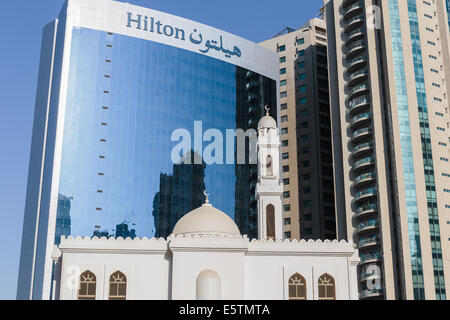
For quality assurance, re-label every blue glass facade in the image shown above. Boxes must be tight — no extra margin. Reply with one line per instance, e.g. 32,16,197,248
19,2,277,298
387,0,446,300
56,27,276,240
387,0,424,299
406,0,446,300
447,0,450,30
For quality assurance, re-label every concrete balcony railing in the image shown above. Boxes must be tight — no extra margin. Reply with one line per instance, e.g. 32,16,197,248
348,83,369,99
360,288,384,299
349,95,370,113
357,219,379,233
343,1,364,18
353,156,375,171
355,203,378,219
353,171,376,188
345,27,365,45
346,40,366,56
348,69,369,87
347,55,368,73
245,80,259,90
358,235,379,248
355,187,377,202
247,105,258,115
350,112,371,128
352,142,373,158
344,15,365,32
351,126,372,143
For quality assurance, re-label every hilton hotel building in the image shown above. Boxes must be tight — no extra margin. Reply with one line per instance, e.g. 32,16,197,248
18,0,278,300
324,0,450,299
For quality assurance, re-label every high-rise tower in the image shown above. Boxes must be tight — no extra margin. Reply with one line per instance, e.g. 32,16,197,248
18,0,278,300
260,19,337,241
325,0,450,299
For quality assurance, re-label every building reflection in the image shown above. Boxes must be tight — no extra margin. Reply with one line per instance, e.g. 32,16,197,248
93,227,110,238
115,222,137,239
55,194,72,245
234,68,277,239
153,150,206,238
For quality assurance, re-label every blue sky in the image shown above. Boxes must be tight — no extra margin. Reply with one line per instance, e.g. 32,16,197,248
0,0,320,299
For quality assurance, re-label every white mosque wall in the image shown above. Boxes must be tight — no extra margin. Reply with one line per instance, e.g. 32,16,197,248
55,236,359,300
169,235,247,300
57,237,170,300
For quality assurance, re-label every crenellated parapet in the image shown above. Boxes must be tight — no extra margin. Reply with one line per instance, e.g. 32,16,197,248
247,238,359,258
58,235,169,254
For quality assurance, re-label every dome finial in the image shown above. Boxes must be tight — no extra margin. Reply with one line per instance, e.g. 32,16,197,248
265,105,270,116
203,190,210,204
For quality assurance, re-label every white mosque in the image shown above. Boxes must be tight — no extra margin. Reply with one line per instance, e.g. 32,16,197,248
52,110,360,300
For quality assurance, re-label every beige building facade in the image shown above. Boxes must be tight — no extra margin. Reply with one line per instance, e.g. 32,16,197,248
324,0,450,299
260,19,337,241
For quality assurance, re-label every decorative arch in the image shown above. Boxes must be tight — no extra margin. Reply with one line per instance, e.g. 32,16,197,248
288,273,307,300
196,269,221,300
109,271,127,300
266,204,275,240
77,270,96,300
318,273,336,300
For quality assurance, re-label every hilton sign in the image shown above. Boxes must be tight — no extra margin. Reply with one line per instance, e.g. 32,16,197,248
126,12,242,59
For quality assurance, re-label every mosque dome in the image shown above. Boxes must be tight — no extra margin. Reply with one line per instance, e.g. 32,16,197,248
258,106,277,129
172,195,241,237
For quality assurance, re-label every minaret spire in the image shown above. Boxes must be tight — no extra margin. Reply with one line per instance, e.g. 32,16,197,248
255,106,284,240
203,190,212,207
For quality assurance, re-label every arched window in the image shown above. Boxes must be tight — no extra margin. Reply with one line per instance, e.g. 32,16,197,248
109,271,127,300
78,270,96,300
318,273,336,300
196,270,221,300
266,204,275,240
266,155,273,176
288,273,307,300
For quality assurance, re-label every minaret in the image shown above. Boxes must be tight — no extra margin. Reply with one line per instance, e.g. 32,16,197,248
256,106,284,240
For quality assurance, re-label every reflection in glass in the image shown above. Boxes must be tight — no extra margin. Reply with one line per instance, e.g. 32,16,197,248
153,151,206,238
55,28,276,242
54,194,72,245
